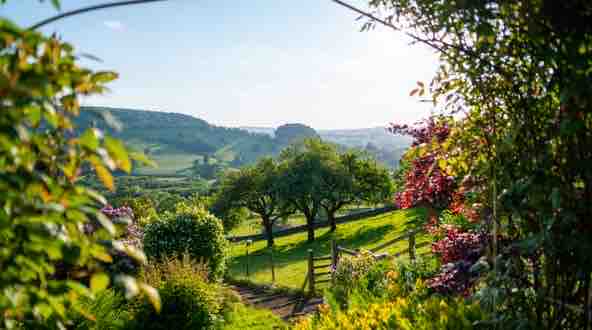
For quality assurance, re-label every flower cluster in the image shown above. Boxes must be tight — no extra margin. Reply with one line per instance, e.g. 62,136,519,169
390,118,456,209
395,154,455,209
101,205,134,219
428,227,487,295
332,250,376,293
431,227,484,264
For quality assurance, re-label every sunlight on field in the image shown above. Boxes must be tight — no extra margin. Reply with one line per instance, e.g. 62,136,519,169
228,208,430,289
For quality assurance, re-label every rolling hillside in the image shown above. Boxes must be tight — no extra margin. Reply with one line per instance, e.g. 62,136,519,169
76,107,410,175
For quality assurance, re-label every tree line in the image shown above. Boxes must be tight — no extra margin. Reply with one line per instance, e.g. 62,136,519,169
213,138,393,247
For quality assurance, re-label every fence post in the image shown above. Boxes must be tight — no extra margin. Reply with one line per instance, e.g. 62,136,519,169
331,240,338,269
308,249,315,296
246,239,252,278
331,240,338,282
408,231,416,261
270,246,276,285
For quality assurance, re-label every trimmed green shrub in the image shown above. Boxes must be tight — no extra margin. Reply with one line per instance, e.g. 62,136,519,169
129,255,223,330
143,206,229,280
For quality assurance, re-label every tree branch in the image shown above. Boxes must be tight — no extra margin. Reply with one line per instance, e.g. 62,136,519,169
29,0,168,30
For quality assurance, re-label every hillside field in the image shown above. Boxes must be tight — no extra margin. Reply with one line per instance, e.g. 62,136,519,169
228,208,431,289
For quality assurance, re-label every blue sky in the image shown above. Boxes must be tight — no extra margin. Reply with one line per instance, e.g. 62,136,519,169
2,0,439,129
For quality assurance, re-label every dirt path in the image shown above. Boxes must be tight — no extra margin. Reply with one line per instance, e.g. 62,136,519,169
229,284,324,321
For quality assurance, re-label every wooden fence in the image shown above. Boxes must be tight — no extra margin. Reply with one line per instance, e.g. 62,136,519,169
302,229,426,296
227,205,397,243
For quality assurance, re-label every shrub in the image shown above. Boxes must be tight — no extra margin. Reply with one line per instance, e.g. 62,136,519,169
70,290,131,330
333,250,376,293
129,255,223,330
143,206,229,280
294,295,484,330
119,196,158,227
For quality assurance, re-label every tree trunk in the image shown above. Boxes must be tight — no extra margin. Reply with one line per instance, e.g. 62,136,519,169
262,217,274,248
306,215,315,242
328,211,337,232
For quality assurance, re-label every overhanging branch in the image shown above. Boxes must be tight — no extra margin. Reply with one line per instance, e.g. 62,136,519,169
29,0,168,30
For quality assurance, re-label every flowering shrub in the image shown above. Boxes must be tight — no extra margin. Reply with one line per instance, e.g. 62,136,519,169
427,227,487,295
390,117,456,209
295,284,483,330
333,251,376,292
431,227,484,264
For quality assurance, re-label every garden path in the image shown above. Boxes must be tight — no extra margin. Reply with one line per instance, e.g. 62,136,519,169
228,284,323,321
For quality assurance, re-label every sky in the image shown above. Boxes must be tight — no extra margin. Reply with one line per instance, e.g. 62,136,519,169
2,0,439,129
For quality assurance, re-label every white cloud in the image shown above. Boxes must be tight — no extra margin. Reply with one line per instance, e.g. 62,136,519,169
103,20,124,31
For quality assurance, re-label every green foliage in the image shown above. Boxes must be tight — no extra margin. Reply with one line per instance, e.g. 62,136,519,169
332,250,376,300
214,157,293,246
278,138,393,237
70,289,131,330
439,209,477,232
0,18,156,328
142,207,229,280
228,209,429,289
129,255,222,330
76,107,278,170
220,298,288,330
295,293,484,330
367,0,592,327
118,196,158,227
330,256,439,310
304,258,481,330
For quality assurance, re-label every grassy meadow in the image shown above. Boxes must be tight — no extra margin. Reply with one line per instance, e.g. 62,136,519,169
228,208,430,289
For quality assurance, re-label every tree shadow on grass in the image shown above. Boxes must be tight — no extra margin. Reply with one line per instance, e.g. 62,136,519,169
230,224,395,274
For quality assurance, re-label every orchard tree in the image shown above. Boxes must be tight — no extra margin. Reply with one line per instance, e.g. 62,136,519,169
320,151,393,232
278,139,327,242
214,158,292,247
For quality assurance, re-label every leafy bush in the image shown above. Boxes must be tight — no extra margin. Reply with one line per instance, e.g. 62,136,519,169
119,196,158,227
301,272,483,330
294,295,484,330
330,255,440,309
70,290,131,330
0,16,156,327
129,255,223,330
332,250,376,294
143,206,229,280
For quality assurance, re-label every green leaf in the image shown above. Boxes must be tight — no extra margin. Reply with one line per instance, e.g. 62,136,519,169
90,273,110,294
104,136,131,173
91,71,118,84
130,151,157,167
96,211,115,235
51,0,61,10
79,129,100,150
139,283,161,312
551,188,560,209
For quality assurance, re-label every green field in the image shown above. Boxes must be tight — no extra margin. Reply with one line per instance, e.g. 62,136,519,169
134,153,202,175
228,208,430,289
228,205,388,237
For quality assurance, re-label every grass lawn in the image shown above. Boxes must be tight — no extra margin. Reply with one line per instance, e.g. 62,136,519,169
221,302,287,330
228,204,391,237
228,208,430,290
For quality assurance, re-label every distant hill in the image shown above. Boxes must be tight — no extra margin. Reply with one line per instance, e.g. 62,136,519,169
241,126,412,168
76,107,410,175
76,107,318,176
